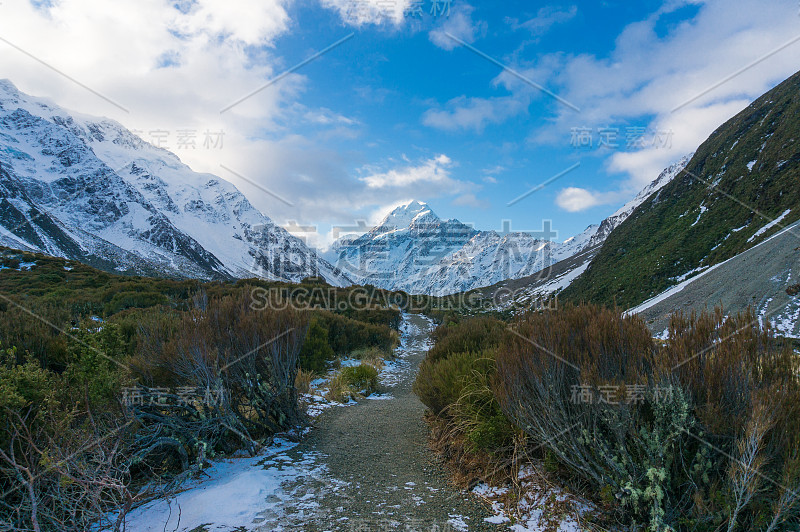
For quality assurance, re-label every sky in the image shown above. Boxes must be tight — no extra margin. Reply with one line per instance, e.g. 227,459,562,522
1,0,799,249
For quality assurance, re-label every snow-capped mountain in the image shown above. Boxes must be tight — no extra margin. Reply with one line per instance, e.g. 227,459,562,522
328,200,479,293
0,80,350,285
326,200,594,296
327,155,691,297
564,68,800,310
586,154,693,248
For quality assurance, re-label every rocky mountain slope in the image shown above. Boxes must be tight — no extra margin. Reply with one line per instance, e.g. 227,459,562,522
629,219,800,338
0,80,350,284
562,69,800,309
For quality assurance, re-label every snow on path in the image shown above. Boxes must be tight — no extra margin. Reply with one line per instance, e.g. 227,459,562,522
120,437,336,531
119,313,437,531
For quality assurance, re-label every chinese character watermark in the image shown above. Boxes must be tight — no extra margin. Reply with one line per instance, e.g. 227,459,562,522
130,128,225,150
121,385,225,408
569,126,673,150
346,0,452,21
570,383,675,405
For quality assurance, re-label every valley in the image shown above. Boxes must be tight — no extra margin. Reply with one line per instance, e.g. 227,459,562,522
2,3,800,531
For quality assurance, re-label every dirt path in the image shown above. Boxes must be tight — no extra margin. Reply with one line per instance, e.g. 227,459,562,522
250,313,504,531
123,314,505,531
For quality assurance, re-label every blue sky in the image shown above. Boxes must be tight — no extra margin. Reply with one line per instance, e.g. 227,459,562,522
2,0,800,248
255,0,682,239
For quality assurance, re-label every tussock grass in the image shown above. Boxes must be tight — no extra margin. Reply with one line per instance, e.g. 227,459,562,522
295,368,315,395
325,363,380,402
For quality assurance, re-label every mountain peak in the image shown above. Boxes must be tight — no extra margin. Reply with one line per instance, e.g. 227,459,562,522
378,200,439,230
0,79,20,97
0,81,351,286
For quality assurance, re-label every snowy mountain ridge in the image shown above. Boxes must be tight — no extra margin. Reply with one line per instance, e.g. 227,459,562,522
586,154,695,248
0,80,350,285
327,157,691,297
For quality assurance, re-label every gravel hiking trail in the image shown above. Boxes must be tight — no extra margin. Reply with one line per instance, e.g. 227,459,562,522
123,313,505,531
251,313,504,531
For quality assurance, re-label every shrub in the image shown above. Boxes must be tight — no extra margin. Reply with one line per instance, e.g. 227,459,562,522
324,364,380,403
131,292,307,463
315,311,396,355
103,290,168,314
415,349,495,416
0,346,58,426
341,364,379,394
425,316,506,364
494,304,800,531
0,344,134,531
298,319,335,373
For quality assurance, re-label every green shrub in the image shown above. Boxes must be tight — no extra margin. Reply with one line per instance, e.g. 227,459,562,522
298,319,335,373
0,345,57,417
64,324,129,407
414,317,516,460
315,311,396,355
464,412,515,453
341,364,379,394
103,290,168,314
415,349,495,415
426,316,506,363
325,364,380,402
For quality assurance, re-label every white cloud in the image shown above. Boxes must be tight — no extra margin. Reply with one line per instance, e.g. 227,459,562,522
452,193,489,209
535,0,800,190
507,5,577,37
555,187,625,212
483,165,506,176
0,0,381,246
361,154,455,188
320,0,412,27
429,4,486,50
422,95,527,132
173,0,291,45
607,98,752,189
0,0,301,174
423,0,800,202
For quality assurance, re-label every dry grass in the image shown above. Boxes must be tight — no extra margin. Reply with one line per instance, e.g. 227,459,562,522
351,346,388,370
324,372,357,403
295,368,315,395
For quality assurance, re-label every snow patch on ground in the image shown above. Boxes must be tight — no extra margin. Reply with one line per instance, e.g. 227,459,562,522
672,265,710,283
631,219,800,315
381,314,435,388
772,300,800,339
120,437,330,531
472,467,591,531
690,203,707,227
748,209,791,242
447,514,470,531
